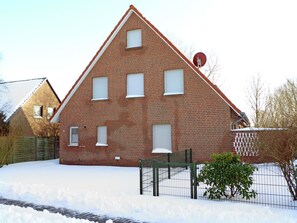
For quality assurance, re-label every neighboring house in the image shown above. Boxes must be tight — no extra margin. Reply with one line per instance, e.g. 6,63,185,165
51,5,248,166
0,78,60,137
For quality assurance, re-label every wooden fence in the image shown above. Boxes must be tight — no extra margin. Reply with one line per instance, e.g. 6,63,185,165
0,136,59,165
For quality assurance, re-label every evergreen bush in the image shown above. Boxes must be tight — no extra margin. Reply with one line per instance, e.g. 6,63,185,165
197,152,257,200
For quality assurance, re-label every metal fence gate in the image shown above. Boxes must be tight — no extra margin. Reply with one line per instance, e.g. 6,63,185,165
139,149,198,199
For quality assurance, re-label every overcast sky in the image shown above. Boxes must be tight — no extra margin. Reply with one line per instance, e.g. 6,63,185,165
1,0,296,119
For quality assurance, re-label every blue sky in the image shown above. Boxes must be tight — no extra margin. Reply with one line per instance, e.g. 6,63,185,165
1,0,297,118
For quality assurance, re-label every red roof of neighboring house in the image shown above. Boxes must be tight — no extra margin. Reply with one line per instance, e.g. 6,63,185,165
51,5,242,123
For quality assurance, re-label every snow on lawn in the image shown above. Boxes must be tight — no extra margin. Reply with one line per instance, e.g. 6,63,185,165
0,159,297,223
0,204,95,223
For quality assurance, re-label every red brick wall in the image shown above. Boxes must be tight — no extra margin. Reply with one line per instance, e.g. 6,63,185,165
59,13,240,166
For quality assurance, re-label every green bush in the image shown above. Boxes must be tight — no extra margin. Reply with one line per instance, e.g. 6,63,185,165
197,152,257,200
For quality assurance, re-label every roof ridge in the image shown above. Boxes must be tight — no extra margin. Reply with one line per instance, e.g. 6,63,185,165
0,77,46,84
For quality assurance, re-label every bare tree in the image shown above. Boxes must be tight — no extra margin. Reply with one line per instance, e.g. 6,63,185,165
260,79,297,128
246,74,267,127
200,53,222,86
256,79,297,200
166,34,222,87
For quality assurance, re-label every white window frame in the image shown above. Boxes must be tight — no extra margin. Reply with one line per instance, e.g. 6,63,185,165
127,29,142,48
164,69,184,95
69,127,79,146
92,77,108,100
33,105,43,118
126,73,144,98
47,107,55,119
152,124,172,153
96,126,108,146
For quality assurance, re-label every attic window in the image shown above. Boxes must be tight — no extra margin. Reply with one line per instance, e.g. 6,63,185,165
33,105,43,118
127,29,142,48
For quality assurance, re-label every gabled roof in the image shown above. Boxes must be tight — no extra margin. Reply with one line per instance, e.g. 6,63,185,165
51,5,242,123
0,77,59,121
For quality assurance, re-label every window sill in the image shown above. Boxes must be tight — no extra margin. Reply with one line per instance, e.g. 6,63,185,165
92,98,109,101
125,46,143,50
163,92,184,96
68,144,78,147
126,95,145,99
96,143,108,147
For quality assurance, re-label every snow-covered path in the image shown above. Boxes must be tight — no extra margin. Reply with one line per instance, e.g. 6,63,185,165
0,159,296,223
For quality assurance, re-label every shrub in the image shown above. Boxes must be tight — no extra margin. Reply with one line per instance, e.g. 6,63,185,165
197,152,257,200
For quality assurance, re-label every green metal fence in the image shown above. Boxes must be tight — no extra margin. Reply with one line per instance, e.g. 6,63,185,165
139,149,197,199
0,136,59,165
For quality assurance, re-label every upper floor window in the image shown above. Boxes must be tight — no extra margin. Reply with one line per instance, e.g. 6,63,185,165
127,29,142,48
69,127,79,146
164,69,184,95
93,77,108,100
126,73,144,98
33,105,43,118
47,107,55,119
96,126,107,146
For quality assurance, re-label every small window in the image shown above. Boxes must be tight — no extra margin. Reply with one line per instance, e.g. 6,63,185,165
96,126,107,146
33,105,43,118
127,29,142,48
164,69,184,95
93,77,108,100
127,73,144,98
47,107,55,119
152,124,172,153
69,127,79,146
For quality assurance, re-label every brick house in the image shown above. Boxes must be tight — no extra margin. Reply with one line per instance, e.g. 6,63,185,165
1,78,60,137
51,5,248,166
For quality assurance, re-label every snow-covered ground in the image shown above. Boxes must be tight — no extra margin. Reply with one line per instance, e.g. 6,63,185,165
0,204,95,223
0,159,296,223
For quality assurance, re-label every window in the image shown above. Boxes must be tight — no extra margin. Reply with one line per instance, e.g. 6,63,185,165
93,77,108,100
96,126,107,146
152,124,172,153
127,73,144,98
164,69,184,95
69,127,79,146
33,105,43,118
127,29,142,48
47,107,55,119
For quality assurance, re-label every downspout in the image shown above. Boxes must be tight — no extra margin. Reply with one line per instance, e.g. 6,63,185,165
232,112,250,130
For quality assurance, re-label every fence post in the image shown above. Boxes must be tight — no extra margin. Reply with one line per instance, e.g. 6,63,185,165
153,160,157,196
167,153,171,179
190,162,197,199
156,165,159,196
139,159,143,195
193,162,197,199
189,149,192,163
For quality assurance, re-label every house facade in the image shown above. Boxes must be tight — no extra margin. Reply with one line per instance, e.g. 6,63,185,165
51,5,248,166
1,78,60,137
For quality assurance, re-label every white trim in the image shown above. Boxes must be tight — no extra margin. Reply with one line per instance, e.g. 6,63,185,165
126,95,145,98
68,143,79,147
91,98,109,101
163,92,184,96
51,8,241,122
95,143,108,147
51,11,134,123
231,127,286,132
132,11,242,117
